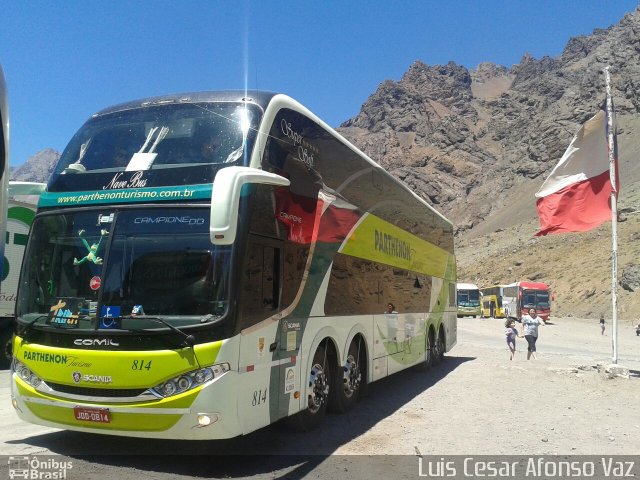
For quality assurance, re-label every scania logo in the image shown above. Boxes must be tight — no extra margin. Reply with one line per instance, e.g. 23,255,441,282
73,338,120,347
71,371,112,384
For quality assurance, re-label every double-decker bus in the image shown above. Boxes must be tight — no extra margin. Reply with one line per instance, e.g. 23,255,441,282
480,285,507,318
502,281,551,323
10,91,456,439
456,283,480,318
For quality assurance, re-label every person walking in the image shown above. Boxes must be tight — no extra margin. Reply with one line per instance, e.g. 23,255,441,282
599,315,606,335
505,319,519,361
520,308,545,360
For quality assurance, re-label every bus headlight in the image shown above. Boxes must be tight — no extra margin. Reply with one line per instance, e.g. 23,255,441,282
12,360,42,388
152,363,230,398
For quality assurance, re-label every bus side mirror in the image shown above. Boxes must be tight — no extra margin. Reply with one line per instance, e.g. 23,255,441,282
210,166,290,246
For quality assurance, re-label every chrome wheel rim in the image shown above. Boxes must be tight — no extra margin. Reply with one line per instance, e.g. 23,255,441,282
308,363,329,413
342,354,361,398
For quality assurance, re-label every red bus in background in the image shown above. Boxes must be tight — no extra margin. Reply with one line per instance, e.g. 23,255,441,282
502,281,552,323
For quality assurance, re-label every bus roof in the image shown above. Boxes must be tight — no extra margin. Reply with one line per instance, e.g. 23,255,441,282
91,90,279,118
456,283,479,290
518,281,549,290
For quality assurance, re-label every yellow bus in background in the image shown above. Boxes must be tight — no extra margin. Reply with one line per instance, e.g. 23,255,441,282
480,285,507,318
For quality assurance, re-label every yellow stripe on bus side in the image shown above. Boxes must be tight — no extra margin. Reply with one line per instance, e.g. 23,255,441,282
339,213,455,281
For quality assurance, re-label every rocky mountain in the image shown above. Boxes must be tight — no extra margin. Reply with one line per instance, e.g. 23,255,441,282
10,148,59,183
336,8,640,320
338,8,640,235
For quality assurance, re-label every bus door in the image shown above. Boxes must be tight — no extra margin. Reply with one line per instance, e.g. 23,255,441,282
237,236,290,432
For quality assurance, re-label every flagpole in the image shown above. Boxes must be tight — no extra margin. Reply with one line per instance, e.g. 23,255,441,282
604,66,618,364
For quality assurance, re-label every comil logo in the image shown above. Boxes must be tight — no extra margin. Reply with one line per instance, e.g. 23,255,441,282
73,338,120,347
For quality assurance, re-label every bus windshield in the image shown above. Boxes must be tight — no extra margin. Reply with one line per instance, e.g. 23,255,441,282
48,102,261,192
16,208,231,329
457,289,480,307
522,290,550,310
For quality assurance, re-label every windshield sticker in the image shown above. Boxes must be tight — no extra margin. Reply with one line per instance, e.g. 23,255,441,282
89,276,101,290
101,306,121,319
104,171,148,190
47,299,80,328
99,213,115,224
74,229,108,265
100,306,121,329
79,301,98,319
39,184,213,208
131,305,145,316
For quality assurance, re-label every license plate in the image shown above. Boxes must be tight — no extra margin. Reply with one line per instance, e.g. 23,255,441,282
73,406,111,423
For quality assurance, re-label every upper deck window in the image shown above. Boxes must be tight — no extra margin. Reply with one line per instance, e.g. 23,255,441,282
48,102,261,192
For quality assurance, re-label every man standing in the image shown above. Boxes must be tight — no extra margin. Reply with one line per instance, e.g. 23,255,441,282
521,308,545,360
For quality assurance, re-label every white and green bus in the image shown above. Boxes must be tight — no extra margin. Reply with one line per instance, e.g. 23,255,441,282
1,182,46,367
0,66,11,365
456,283,480,318
11,91,456,439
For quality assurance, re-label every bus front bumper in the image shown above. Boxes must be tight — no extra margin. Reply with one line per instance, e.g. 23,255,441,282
10,370,242,440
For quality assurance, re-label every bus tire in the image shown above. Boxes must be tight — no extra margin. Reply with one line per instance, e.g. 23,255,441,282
434,327,446,365
0,331,12,369
287,344,331,431
330,337,364,413
422,328,436,370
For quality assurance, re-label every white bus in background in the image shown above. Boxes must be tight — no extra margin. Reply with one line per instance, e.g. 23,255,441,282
456,283,481,318
0,65,10,365
1,182,45,366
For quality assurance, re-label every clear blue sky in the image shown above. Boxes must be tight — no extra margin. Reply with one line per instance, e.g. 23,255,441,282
1,1,637,167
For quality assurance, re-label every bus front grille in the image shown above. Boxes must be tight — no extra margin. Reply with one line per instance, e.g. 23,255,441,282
44,382,153,400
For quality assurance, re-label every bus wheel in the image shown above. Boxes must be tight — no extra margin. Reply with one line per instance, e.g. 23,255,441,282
330,338,363,413
424,328,435,369
287,344,331,431
434,328,446,365
0,332,12,369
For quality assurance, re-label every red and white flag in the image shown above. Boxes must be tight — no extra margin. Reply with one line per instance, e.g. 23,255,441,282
535,109,618,236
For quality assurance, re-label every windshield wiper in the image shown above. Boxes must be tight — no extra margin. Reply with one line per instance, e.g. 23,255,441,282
18,315,49,337
120,315,196,347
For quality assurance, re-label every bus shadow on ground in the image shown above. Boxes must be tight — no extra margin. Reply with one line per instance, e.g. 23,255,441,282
9,355,474,479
